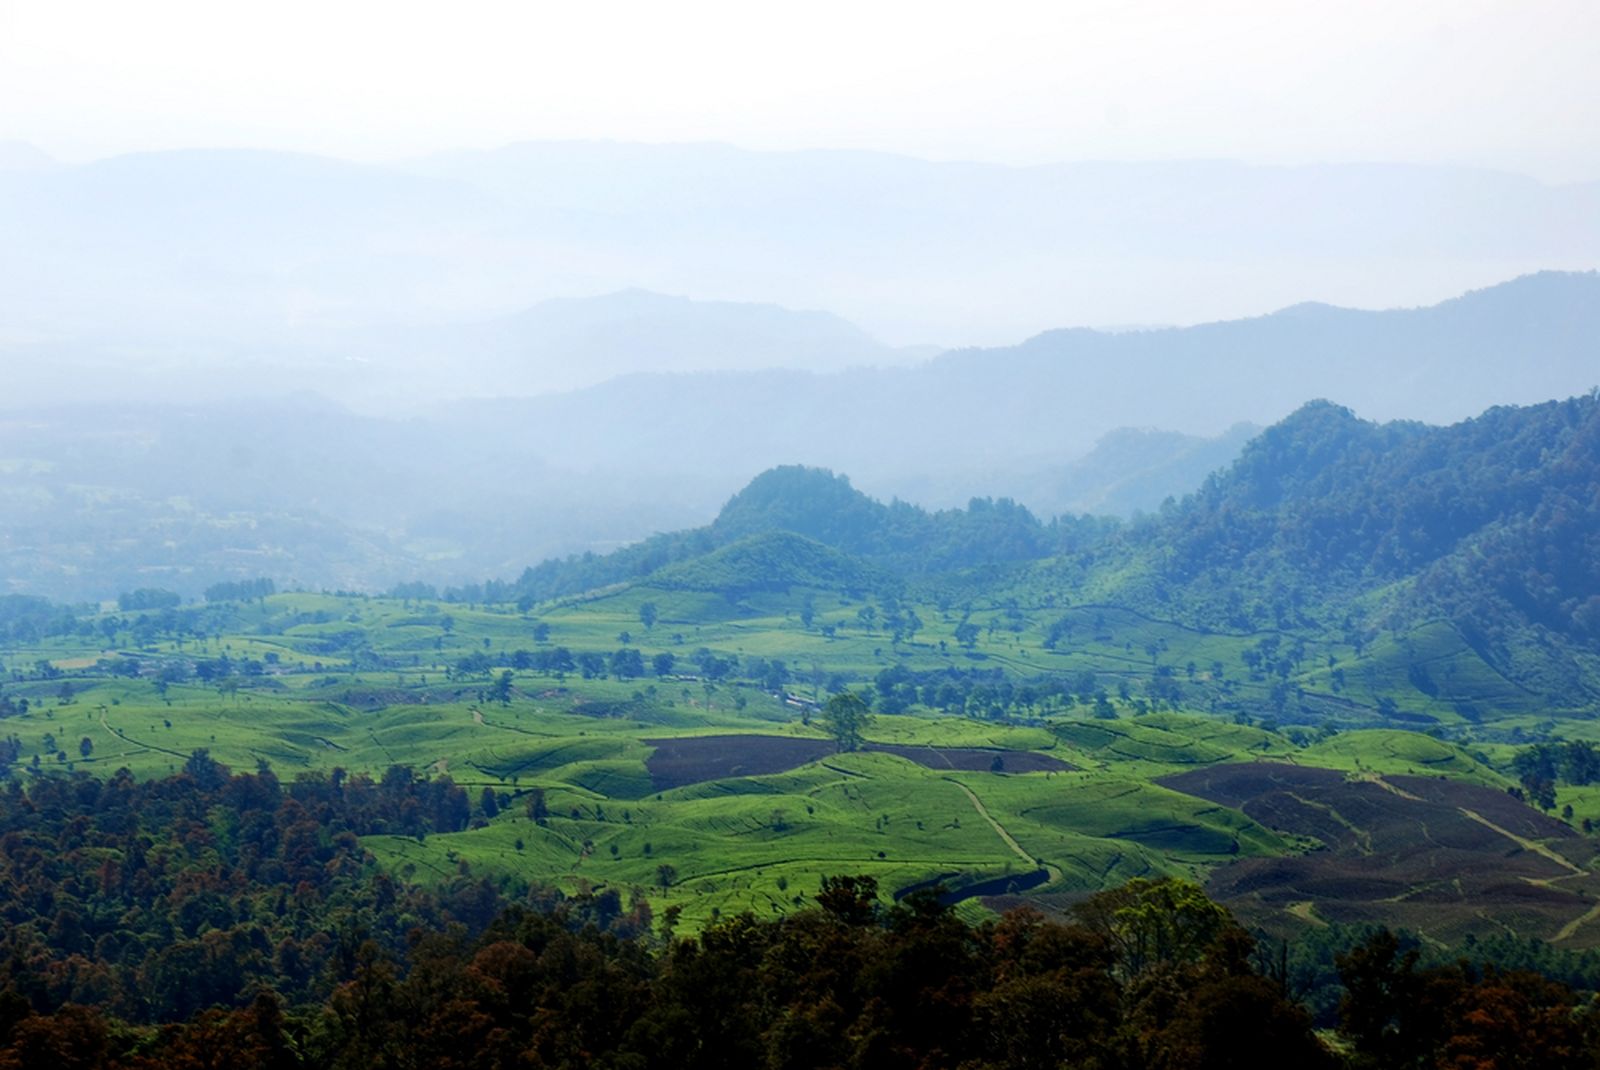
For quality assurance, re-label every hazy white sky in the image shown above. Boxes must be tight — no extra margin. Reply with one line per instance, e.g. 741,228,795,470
2,0,1598,179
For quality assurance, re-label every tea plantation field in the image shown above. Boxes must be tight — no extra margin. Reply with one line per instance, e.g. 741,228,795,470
2,587,1595,940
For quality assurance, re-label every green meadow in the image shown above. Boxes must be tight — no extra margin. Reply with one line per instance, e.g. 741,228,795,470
0,582,1578,932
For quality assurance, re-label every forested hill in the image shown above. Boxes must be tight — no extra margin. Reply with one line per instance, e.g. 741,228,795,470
710,466,1111,567
1136,396,1600,623
506,467,1117,605
1055,394,1600,700
504,394,1600,702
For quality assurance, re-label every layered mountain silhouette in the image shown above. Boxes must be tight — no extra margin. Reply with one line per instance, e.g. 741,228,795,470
2,272,1595,604
452,272,1600,506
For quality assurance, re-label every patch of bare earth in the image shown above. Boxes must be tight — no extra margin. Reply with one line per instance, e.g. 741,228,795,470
1160,762,1600,947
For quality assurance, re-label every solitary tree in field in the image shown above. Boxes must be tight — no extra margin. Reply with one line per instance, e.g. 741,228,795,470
821,690,872,753
525,788,549,825
639,602,658,630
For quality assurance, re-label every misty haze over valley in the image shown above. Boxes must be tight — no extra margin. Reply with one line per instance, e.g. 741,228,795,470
2,141,1597,601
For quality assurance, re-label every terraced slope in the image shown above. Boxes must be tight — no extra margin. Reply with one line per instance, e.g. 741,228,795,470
1162,762,1600,946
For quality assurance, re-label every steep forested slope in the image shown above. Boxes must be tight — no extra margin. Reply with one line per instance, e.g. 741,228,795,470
1079,395,1600,698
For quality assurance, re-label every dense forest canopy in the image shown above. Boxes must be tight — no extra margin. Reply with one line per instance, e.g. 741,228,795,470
1096,394,1600,699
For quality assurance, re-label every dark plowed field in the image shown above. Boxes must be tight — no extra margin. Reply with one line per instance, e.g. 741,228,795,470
644,734,1071,790
1160,762,1600,946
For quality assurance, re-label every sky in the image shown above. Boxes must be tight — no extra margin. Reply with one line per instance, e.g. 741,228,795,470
2,0,1598,180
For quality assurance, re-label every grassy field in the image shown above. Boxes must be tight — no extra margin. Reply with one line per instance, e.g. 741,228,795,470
0,586,1585,935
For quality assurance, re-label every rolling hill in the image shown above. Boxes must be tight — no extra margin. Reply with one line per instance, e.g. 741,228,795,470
511,392,1600,720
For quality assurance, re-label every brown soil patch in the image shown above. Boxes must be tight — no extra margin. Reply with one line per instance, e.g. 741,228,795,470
1160,762,1600,946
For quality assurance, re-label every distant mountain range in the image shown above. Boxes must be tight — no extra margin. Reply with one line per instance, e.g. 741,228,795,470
401,142,1600,342
301,289,935,401
446,271,1600,505
2,139,1595,380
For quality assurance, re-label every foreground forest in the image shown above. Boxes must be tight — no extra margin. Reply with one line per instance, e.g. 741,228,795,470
4,760,1600,1069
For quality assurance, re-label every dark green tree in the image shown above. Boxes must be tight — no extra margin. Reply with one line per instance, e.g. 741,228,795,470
609,648,645,680
815,873,879,924
820,690,871,752
525,787,549,825
1073,876,1231,981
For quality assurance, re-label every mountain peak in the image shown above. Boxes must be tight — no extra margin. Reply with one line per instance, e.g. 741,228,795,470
1202,400,1393,510
713,467,882,545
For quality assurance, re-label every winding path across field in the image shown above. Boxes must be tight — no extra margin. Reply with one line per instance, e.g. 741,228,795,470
944,778,1033,865
944,777,1064,885
99,709,187,760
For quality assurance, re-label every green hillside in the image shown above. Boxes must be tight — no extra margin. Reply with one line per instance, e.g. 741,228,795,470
492,394,1600,729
